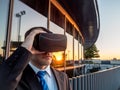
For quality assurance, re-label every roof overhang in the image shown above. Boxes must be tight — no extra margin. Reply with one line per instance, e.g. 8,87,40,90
57,0,100,49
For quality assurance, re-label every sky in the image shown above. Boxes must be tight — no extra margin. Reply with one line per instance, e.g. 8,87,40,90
96,0,120,60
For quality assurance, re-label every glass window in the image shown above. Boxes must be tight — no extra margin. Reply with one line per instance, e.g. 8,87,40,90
65,19,74,66
81,45,84,60
74,29,79,61
50,21,65,68
49,21,64,34
10,0,48,54
78,35,82,60
52,51,65,68
65,32,74,78
66,20,73,35
74,39,78,61
74,29,78,40
66,33,73,62
50,3,65,28
0,0,10,62
20,0,49,17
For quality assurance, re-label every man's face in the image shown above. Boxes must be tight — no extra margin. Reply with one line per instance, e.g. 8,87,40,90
31,50,53,66
30,28,53,67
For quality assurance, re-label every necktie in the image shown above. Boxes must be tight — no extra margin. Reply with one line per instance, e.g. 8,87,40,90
37,71,49,90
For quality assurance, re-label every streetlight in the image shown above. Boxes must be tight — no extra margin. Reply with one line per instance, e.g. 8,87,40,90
15,10,26,42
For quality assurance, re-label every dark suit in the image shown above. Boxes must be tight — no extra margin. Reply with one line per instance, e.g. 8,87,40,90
0,47,71,90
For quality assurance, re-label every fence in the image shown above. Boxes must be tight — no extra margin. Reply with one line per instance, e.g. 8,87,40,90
69,66,120,90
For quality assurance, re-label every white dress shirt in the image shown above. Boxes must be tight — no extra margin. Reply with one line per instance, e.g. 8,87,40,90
29,62,58,90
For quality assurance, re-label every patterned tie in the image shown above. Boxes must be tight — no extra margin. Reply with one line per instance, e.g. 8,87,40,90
37,71,49,90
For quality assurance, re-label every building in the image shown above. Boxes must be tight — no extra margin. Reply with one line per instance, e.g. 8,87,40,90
0,0,100,77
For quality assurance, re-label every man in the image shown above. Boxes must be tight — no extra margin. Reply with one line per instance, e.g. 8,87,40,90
0,27,72,90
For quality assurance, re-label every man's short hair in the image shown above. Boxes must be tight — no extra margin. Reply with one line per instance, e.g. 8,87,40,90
25,27,52,38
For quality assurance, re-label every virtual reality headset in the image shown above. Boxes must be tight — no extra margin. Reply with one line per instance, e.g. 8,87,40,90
33,33,67,52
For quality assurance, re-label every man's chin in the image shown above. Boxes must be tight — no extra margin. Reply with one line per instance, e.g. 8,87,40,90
43,57,52,61
39,60,52,65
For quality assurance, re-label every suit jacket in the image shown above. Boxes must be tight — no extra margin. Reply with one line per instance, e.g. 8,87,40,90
0,47,71,90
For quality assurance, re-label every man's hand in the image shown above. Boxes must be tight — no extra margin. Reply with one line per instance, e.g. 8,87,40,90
21,28,46,54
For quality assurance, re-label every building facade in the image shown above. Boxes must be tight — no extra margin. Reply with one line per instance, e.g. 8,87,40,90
0,0,100,77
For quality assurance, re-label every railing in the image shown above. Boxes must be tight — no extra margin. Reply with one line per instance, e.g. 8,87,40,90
69,66,120,90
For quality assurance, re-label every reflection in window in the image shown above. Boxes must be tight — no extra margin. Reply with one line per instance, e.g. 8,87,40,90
10,0,48,54
50,21,65,68
50,3,65,28
20,0,49,17
78,36,82,60
51,51,65,68
66,33,73,65
81,45,84,60
65,19,74,66
74,29,79,61
50,21,64,34
74,29,78,40
0,0,10,62
74,39,78,61
66,19,73,34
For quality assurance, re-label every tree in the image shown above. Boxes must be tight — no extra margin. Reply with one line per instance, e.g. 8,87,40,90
84,44,100,59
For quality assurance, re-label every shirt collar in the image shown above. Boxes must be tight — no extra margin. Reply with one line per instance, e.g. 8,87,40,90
29,62,52,77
